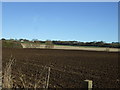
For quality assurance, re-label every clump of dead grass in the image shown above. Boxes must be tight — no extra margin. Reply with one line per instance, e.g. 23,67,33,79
3,55,15,88
2,55,50,89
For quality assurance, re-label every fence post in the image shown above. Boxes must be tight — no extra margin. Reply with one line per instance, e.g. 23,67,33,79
84,80,93,90
46,67,51,89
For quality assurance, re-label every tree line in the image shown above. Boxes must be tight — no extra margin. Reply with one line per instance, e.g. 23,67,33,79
1,38,120,48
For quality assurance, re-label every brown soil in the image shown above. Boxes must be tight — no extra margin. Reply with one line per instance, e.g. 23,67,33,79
2,48,119,88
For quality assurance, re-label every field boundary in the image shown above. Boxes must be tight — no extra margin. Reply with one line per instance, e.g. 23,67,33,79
21,43,119,52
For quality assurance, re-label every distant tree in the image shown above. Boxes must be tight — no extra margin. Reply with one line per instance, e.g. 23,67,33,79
95,41,105,47
45,40,54,49
10,38,14,41
1,38,6,40
19,39,24,41
23,39,29,42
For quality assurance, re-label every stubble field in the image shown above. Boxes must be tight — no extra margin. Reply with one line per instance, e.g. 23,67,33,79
2,48,119,88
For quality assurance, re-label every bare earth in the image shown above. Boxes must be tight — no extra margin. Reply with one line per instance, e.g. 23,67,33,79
2,48,119,88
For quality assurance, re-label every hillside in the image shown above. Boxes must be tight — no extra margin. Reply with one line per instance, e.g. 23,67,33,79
2,40,22,48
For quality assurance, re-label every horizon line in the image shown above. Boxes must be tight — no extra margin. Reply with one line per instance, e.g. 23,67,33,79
1,38,119,43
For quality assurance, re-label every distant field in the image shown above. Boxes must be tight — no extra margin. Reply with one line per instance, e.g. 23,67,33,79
21,43,119,52
54,45,119,52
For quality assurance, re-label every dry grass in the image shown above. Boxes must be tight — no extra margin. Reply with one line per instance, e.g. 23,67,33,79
2,55,15,88
0,71,2,89
2,55,50,89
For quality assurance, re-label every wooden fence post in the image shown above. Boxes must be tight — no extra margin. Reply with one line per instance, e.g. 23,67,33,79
46,67,51,89
84,80,93,90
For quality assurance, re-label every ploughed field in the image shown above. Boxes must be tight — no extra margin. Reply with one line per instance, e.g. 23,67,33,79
2,48,119,88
